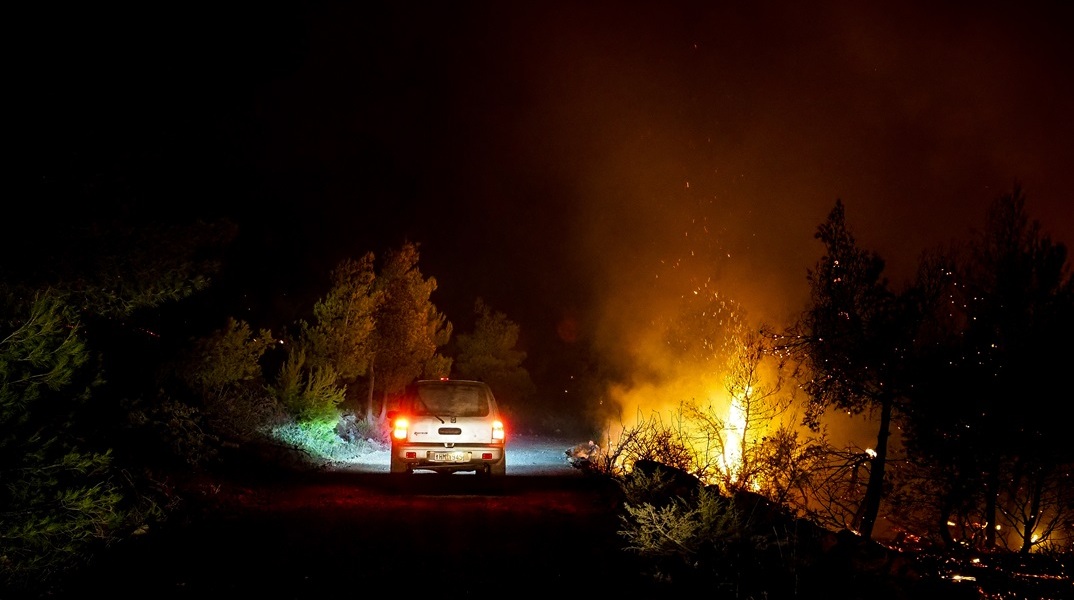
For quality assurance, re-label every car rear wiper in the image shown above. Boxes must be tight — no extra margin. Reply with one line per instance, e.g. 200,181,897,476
429,412,460,424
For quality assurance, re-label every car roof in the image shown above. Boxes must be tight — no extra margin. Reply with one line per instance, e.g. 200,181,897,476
414,378,488,386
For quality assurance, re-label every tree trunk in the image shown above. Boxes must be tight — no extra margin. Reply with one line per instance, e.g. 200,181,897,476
1018,470,1044,554
378,388,388,421
983,460,999,550
365,361,376,421
937,490,956,550
858,393,893,541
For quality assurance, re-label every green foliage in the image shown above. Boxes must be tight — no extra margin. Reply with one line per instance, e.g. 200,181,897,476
620,484,737,556
454,298,536,404
0,293,150,595
618,463,831,597
0,201,244,595
290,244,455,421
619,483,781,594
179,317,276,392
367,242,452,414
172,317,286,444
302,253,380,383
272,348,346,422
618,461,700,507
1,220,236,319
0,293,92,425
270,417,367,464
1,450,129,591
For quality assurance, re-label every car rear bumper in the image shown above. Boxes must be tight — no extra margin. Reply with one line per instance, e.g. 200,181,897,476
391,443,505,470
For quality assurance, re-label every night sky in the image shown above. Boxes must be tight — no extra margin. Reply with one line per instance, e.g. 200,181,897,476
22,2,1074,413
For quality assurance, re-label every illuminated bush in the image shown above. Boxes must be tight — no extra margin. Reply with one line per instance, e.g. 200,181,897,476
271,417,367,463
271,349,345,422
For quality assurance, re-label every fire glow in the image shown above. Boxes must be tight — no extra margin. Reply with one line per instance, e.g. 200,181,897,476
717,393,749,486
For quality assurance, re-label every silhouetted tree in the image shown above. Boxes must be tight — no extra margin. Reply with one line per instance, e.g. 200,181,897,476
780,199,924,542
966,187,1073,552
904,186,1074,552
454,298,536,410
887,248,980,550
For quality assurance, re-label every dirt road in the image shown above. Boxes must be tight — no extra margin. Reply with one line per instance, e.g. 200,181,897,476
63,435,666,597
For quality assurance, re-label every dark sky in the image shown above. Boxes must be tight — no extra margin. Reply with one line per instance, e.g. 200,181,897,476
23,1,1074,406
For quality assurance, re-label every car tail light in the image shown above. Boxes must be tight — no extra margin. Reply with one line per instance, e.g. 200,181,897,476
492,420,505,441
392,418,409,440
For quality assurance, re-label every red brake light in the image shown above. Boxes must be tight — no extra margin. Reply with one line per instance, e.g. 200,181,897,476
392,417,409,440
492,420,505,441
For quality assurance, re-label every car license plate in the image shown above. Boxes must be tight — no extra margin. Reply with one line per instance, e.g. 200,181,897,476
430,451,469,462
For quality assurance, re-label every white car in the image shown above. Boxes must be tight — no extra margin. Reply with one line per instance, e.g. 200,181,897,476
387,378,507,476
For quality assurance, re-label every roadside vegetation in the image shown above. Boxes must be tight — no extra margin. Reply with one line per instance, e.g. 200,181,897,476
0,217,534,596
2,185,1071,598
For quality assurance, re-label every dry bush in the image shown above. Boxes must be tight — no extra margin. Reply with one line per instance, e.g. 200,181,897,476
590,408,706,479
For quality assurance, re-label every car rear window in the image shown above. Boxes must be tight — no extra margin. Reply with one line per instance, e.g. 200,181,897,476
412,383,491,417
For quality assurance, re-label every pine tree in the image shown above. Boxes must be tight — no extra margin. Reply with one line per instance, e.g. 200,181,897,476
302,253,380,381
781,199,922,542
365,242,452,419
455,297,536,406
0,292,127,594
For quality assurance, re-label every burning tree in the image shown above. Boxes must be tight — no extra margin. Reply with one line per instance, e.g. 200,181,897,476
682,328,814,499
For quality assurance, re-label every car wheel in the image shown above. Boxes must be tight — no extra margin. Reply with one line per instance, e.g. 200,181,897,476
490,459,506,477
389,455,409,474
